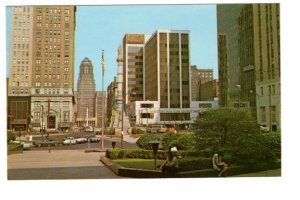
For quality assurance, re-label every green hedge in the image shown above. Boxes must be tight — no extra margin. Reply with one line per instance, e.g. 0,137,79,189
178,157,212,172
136,133,160,149
106,148,167,160
7,131,16,143
132,128,146,134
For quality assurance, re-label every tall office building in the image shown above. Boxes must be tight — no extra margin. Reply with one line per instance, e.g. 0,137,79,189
122,34,146,104
30,6,76,131
8,7,34,130
76,57,97,127
217,4,280,131
144,30,191,121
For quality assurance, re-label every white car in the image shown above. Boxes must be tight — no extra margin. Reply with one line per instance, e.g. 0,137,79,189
75,137,87,143
89,136,101,142
63,137,77,145
260,125,269,132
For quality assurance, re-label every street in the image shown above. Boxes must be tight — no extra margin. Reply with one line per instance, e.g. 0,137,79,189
23,131,138,150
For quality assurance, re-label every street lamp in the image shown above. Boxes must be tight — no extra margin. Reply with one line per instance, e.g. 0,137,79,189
149,141,161,170
41,105,44,141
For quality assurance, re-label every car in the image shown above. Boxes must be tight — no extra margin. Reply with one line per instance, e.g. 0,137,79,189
75,137,87,143
260,125,269,132
146,125,167,133
88,136,101,142
63,137,77,145
34,140,61,147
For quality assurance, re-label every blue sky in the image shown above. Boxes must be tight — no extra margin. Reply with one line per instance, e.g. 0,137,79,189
6,5,218,90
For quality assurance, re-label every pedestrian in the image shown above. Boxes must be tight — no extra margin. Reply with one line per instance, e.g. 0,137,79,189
212,152,228,177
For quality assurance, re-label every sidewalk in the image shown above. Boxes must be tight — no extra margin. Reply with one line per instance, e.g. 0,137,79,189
8,150,104,169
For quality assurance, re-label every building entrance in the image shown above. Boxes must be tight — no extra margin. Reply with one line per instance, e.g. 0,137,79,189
48,116,56,128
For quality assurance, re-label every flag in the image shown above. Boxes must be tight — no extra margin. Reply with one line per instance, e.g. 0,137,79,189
101,49,105,75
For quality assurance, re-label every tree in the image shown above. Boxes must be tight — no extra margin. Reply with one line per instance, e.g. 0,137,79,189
195,108,259,147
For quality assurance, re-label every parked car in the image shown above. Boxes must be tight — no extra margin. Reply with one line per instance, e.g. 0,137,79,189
146,125,167,133
260,125,269,132
75,137,87,143
88,136,101,142
84,126,94,132
63,137,77,145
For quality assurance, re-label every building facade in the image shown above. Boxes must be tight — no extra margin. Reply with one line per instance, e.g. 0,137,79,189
29,6,76,131
217,4,280,131
200,79,219,101
76,57,97,127
144,29,191,125
7,6,34,131
122,34,146,104
191,65,214,101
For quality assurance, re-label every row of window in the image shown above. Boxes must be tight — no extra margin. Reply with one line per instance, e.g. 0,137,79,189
33,111,70,122
11,89,29,95
35,82,69,87
37,7,70,15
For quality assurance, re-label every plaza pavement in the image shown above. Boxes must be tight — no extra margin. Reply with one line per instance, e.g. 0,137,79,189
7,150,120,179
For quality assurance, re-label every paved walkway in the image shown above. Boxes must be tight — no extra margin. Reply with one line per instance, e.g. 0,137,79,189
7,150,120,179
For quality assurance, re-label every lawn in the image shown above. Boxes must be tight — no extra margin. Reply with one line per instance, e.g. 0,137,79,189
7,143,22,151
114,159,165,170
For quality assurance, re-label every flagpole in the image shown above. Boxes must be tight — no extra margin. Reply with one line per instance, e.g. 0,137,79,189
101,49,105,150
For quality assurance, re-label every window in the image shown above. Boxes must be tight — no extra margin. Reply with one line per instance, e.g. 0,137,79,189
260,106,266,122
272,85,276,95
65,9,70,14
63,111,69,122
34,112,40,121
63,101,69,107
260,87,264,96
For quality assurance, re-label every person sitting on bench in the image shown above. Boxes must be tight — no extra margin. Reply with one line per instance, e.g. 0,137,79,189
212,152,228,177
160,147,179,175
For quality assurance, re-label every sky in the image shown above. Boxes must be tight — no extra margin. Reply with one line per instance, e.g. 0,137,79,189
6,4,218,90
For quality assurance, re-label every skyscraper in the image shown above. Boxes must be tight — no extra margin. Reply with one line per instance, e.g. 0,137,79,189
8,6,34,130
217,4,280,131
76,57,96,127
144,30,191,122
30,6,76,131
122,34,146,104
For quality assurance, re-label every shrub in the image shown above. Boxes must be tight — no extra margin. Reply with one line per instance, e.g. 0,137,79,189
106,148,169,160
176,134,196,150
132,128,145,134
161,133,178,149
224,133,278,168
7,131,16,143
136,133,160,149
260,133,281,157
178,157,212,171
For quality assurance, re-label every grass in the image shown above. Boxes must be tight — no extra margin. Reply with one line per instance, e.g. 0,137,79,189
114,159,165,170
232,168,281,177
7,143,22,151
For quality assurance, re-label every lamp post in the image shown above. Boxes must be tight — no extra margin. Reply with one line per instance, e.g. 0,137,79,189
149,141,161,170
41,105,44,141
